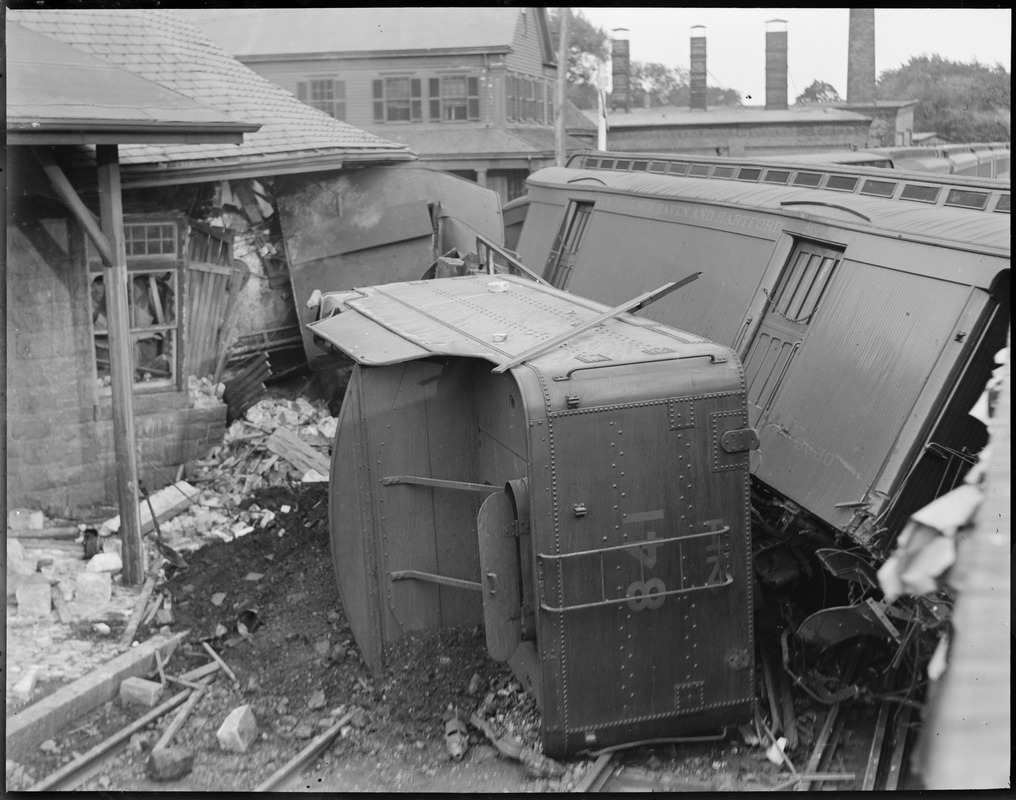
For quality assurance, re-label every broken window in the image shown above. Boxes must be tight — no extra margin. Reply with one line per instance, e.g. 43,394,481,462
373,77,422,123
89,218,184,390
297,78,346,121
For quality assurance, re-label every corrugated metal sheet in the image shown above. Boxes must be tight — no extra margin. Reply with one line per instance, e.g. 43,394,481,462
751,260,975,525
528,167,1011,259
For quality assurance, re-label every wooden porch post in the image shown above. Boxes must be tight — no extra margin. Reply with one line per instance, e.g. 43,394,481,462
96,145,145,585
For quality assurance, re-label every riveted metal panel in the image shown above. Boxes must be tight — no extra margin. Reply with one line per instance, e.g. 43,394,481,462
520,359,754,756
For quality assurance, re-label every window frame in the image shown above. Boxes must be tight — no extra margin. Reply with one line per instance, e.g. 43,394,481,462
88,216,187,394
373,77,423,123
428,75,480,122
297,78,347,120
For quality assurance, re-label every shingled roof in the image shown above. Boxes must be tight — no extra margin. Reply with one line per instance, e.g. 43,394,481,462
8,8,414,184
182,7,525,58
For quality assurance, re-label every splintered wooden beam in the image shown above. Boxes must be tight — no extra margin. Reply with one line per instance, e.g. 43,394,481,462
265,427,330,478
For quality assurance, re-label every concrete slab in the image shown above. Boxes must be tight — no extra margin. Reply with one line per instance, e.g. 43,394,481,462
5,631,188,756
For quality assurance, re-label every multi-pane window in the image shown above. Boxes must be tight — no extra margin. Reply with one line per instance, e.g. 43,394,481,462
297,79,346,120
373,77,422,122
428,76,480,121
506,72,554,123
89,220,182,389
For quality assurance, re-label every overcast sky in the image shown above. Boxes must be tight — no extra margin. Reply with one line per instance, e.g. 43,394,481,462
578,7,1012,102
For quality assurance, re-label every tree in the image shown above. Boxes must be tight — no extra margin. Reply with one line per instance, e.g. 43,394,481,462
629,61,688,108
549,8,609,109
877,55,1010,142
795,80,841,105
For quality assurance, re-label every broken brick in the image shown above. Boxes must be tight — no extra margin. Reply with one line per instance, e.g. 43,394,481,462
15,575,52,618
74,571,112,607
120,676,165,707
146,746,195,781
216,704,258,752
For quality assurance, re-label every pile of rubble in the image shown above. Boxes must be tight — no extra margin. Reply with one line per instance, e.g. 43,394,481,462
120,394,337,558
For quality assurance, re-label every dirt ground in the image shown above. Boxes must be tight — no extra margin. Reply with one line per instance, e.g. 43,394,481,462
6,478,808,792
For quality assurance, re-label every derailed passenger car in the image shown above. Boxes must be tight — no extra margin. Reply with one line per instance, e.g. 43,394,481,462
308,274,757,756
512,154,1010,559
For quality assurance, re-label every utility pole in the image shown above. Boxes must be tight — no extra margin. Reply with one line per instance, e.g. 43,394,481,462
555,7,570,167
97,145,145,585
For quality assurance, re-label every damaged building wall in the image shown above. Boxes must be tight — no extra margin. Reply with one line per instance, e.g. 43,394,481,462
6,194,226,515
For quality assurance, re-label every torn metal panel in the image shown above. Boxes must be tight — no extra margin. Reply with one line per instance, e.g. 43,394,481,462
309,275,713,372
277,166,504,369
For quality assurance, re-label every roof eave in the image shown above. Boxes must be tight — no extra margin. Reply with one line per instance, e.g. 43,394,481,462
240,45,510,64
6,120,258,147
117,150,417,188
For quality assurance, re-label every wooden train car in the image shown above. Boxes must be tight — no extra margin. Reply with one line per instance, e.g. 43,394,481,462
511,154,1010,558
307,274,757,756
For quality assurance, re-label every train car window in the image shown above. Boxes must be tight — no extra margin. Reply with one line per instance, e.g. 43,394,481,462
648,161,667,173
544,201,595,289
771,243,841,323
763,170,792,185
860,179,897,198
689,164,711,177
598,159,616,170
944,189,990,210
615,160,632,171
632,160,649,172
713,166,736,179
899,184,941,204
737,167,763,182
668,163,689,176
994,195,1010,213
586,158,602,169
792,172,822,187
825,175,859,192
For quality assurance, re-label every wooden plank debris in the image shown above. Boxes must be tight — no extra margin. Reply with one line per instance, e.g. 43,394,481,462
100,480,200,538
118,571,161,651
29,689,192,792
152,677,214,752
6,631,188,755
265,427,330,479
255,709,356,792
201,641,240,687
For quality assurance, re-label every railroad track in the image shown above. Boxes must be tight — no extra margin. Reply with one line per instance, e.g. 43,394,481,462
573,697,916,792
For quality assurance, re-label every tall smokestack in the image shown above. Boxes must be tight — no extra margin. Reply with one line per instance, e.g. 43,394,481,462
765,19,788,110
847,9,876,103
611,28,631,113
689,25,707,111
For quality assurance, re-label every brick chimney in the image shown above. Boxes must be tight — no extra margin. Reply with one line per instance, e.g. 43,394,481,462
765,19,788,110
611,28,631,112
689,25,707,111
847,9,876,104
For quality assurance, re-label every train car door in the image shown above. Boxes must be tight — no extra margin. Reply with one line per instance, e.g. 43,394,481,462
743,240,842,425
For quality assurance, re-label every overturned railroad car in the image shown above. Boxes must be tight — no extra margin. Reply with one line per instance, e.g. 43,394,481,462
308,274,758,756
511,153,1010,556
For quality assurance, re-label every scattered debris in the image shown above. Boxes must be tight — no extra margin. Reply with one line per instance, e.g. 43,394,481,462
444,714,469,761
119,677,165,708
146,746,196,782
201,641,241,687
307,689,327,711
12,667,42,705
216,704,259,753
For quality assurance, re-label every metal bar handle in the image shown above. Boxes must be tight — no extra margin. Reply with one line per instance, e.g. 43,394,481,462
539,574,733,613
537,527,729,562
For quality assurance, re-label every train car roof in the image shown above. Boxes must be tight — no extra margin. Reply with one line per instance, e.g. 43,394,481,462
527,166,1011,256
308,273,724,372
